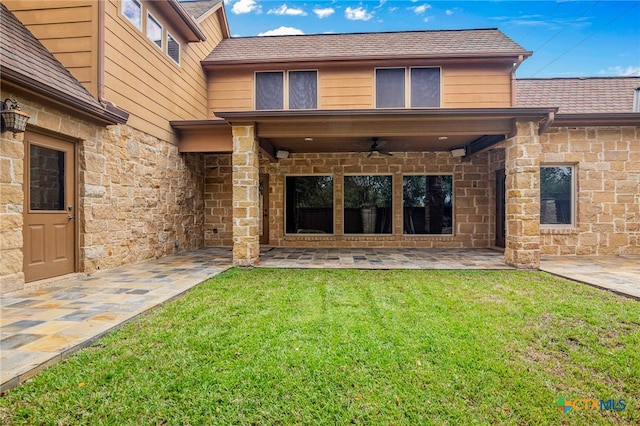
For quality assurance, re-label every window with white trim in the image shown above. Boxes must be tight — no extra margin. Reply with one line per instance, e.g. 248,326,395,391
122,0,142,29
376,67,441,108
167,32,180,65
540,166,575,225
146,12,163,49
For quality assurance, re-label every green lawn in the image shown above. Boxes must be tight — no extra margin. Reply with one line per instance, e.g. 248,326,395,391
1,269,638,425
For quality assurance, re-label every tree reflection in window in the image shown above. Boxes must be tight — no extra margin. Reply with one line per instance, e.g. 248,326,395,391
285,176,333,234
540,166,573,225
403,175,453,234
343,175,392,234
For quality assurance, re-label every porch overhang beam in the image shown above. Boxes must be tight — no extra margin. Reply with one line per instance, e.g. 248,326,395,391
216,108,557,139
552,112,640,127
463,134,507,161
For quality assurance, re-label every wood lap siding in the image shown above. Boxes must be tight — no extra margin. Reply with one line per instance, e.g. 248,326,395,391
208,70,254,114
320,67,373,109
103,0,224,142
443,65,512,107
4,0,98,97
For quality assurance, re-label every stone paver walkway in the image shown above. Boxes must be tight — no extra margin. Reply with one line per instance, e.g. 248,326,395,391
2,247,637,393
1,247,233,393
540,255,640,300
258,247,512,269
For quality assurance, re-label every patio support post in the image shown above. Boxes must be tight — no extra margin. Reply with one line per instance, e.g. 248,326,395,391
504,121,541,269
231,124,260,266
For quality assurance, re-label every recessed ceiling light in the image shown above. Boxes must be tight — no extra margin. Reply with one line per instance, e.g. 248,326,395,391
305,137,314,141
438,136,448,140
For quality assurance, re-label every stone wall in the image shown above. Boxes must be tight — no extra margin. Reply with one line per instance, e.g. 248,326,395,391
0,116,25,294
81,125,205,272
204,153,233,246
0,91,206,294
540,126,640,256
269,151,492,248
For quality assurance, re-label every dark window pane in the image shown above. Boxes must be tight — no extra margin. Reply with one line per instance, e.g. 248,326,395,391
541,166,572,224
376,68,405,108
343,176,392,234
289,71,317,109
167,33,180,64
285,176,333,233
30,145,65,211
256,72,284,110
403,175,453,234
411,68,440,107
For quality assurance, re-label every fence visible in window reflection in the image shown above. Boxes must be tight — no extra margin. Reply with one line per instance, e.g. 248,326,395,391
403,175,452,234
540,166,572,225
285,176,334,234
343,176,392,234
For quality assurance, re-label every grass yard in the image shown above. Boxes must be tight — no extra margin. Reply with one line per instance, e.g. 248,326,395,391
1,268,638,425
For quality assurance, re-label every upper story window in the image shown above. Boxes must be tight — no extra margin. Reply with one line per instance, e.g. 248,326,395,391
540,166,575,226
122,0,142,29
146,12,163,49
167,32,180,65
376,67,441,108
256,71,318,110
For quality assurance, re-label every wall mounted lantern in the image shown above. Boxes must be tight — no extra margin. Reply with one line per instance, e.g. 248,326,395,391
1,98,31,136
450,147,466,158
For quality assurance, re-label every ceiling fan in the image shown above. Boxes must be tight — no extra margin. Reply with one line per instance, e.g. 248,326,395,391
368,137,392,157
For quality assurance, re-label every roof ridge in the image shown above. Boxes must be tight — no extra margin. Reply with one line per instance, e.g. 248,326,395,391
227,27,502,40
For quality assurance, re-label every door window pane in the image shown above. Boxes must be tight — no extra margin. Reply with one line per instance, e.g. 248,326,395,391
256,72,284,110
289,71,317,109
541,166,573,225
30,145,65,211
376,68,405,108
343,176,392,234
411,68,440,107
403,175,453,234
285,176,333,234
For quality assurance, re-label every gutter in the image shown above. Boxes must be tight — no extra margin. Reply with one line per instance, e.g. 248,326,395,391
552,112,640,127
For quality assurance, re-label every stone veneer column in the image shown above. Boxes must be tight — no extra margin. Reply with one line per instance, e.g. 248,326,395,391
232,124,260,266
504,121,541,269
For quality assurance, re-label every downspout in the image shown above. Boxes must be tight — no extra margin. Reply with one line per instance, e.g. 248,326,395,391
510,55,524,106
98,0,106,105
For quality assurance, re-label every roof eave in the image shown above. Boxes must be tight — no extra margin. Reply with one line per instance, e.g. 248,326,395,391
202,51,532,68
162,0,207,42
553,113,640,127
1,71,129,126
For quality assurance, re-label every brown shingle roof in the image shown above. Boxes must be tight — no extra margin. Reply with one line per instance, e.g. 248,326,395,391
516,77,640,113
203,28,530,65
179,0,222,19
0,4,127,124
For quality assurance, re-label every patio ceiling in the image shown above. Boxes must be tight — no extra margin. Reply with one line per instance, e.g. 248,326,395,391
216,108,557,155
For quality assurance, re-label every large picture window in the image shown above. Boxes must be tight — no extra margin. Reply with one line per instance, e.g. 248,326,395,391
343,176,392,234
403,175,453,234
540,166,574,225
285,176,334,234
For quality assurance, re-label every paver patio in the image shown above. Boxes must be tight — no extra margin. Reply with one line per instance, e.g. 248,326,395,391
1,247,637,393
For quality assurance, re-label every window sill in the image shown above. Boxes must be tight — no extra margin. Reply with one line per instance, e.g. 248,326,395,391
540,227,578,235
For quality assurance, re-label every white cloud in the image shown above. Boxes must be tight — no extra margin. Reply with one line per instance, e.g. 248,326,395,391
345,6,373,21
409,4,431,14
258,26,305,36
376,0,387,8
313,7,335,18
229,0,261,15
599,66,640,76
446,9,454,16
268,4,307,16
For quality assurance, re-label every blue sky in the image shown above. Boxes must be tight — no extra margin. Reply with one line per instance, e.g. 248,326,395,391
220,0,640,78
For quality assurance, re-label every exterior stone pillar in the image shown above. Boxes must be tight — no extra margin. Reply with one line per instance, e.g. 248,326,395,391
231,124,260,266
504,121,541,269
